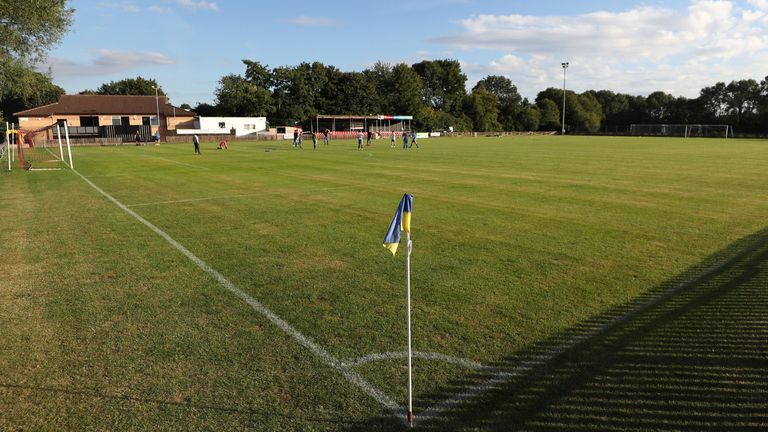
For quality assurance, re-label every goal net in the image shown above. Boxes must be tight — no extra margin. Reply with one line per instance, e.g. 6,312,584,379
629,124,732,138
14,124,73,171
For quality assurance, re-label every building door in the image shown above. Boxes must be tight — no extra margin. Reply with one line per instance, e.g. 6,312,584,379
142,116,151,126
121,116,129,126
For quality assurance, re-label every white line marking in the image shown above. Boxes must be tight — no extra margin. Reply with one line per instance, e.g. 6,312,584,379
344,352,486,371
418,235,768,422
72,169,402,417
140,153,209,170
126,184,358,208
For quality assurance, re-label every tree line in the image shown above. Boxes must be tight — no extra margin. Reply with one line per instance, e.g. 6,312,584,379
201,59,768,134
2,2,767,134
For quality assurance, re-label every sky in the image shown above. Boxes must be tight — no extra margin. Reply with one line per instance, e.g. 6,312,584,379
42,0,768,107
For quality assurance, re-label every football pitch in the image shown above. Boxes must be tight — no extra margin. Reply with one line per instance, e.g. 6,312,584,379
1,135,767,430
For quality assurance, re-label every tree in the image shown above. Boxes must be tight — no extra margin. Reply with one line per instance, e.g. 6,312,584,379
591,90,629,132
536,99,561,131
473,75,523,130
366,61,394,113
468,87,501,132
0,63,64,122
0,0,73,120
390,63,423,117
91,77,165,96
412,59,467,115
215,74,273,117
242,60,271,88
192,102,220,116
179,103,192,110
334,72,377,115
0,0,74,64
573,92,603,133
645,91,675,122
519,106,541,131
698,82,728,121
724,79,761,129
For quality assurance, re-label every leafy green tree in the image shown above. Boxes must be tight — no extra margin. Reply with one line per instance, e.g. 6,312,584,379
390,63,423,116
412,59,466,115
179,103,192,110
334,72,377,115
519,105,541,131
242,60,271,88
0,0,74,64
724,79,761,129
698,82,728,121
269,62,340,124
0,63,64,122
192,102,220,116
0,0,73,120
645,91,675,122
469,87,501,132
215,74,273,117
92,77,165,96
366,61,394,113
591,90,629,132
573,92,603,133
536,98,560,131
473,75,523,130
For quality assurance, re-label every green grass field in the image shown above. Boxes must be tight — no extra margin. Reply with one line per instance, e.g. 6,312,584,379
1,135,767,431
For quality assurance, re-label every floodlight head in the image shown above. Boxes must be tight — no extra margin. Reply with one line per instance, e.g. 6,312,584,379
562,62,569,68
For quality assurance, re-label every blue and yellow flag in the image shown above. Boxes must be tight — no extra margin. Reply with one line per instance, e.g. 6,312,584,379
383,193,413,255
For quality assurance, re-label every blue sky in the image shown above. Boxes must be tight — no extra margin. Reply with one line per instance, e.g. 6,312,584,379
44,0,768,106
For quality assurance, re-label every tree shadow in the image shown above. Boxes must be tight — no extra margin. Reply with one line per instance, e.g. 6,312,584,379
347,227,768,431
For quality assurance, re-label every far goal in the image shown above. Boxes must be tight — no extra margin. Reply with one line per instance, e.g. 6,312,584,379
629,124,732,138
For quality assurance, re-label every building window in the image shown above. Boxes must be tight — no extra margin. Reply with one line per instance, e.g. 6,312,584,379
218,122,226,129
80,116,99,127
150,116,159,126
111,116,123,126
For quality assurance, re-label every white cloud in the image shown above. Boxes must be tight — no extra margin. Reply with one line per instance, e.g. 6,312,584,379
148,5,172,13
177,0,219,12
436,1,768,98
283,16,338,26
44,49,175,77
97,2,141,13
747,0,768,10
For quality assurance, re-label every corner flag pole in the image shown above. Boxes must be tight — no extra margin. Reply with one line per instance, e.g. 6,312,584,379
406,230,414,427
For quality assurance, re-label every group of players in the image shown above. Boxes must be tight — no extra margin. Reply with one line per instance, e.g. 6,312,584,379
292,128,420,151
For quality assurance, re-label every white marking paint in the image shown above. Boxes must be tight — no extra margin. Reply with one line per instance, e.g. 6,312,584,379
127,184,358,208
344,352,486,371
72,169,402,418
141,153,209,170
418,236,767,422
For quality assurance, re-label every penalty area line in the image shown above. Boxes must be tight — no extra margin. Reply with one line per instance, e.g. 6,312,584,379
72,169,402,419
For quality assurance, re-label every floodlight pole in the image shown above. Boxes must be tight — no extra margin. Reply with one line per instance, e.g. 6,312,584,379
561,62,569,135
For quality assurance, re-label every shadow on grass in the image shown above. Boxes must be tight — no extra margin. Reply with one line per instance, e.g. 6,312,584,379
0,382,376,429
348,227,768,431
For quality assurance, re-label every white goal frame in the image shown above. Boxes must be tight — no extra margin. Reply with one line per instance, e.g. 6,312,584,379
629,124,732,138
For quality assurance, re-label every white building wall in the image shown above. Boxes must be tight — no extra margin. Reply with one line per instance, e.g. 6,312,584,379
178,116,267,137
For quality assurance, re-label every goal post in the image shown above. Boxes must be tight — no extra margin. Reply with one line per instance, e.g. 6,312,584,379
630,124,731,138
16,122,74,171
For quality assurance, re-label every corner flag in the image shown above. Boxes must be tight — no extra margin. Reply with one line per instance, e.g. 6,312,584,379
382,193,413,255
